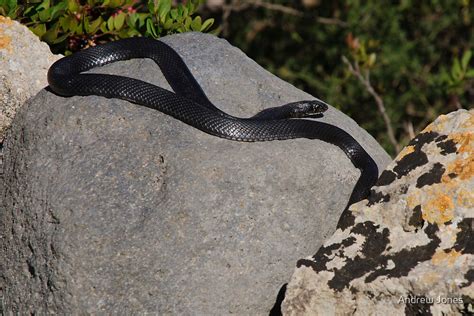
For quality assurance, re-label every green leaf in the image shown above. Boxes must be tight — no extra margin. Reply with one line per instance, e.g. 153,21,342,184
461,50,472,71
126,28,141,37
6,0,17,17
184,16,191,30
50,2,67,20
37,0,50,11
89,16,103,33
114,12,126,30
170,8,178,20
100,21,108,33
190,16,201,31
126,13,138,28
67,0,79,12
7,0,17,10
158,0,171,21
59,16,67,30
52,33,70,44
83,16,91,33
146,18,158,37
147,0,157,14
451,58,462,79
200,18,213,32
163,18,173,29
118,28,130,38
24,5,35,15
109,0,123,8
137,13,148,28
38,8,51,22
42,22,59,43
75,20,83,35
68,18,79,33
466,69,474,78
186,0,194,14
29,23,47,37
107,15,114,31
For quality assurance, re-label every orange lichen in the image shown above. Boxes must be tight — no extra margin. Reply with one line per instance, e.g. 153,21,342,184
431,249,462,266
0,16,12,50
0,33,11,50
0,16,13,25
438,129,474,183
395,145,415,161
442,156,474,182
422,193,454,224
449,132,473,155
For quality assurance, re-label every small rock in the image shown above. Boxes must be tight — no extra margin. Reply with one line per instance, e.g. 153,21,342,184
283,109,473,315
0,16,62,144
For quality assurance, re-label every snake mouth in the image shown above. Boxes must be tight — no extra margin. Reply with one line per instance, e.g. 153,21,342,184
308,99,329,113
288,99,329,118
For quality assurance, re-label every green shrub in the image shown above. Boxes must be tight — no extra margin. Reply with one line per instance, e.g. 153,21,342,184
0,0,214,54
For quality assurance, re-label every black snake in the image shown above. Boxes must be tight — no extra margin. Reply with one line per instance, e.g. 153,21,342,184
47,36,379,313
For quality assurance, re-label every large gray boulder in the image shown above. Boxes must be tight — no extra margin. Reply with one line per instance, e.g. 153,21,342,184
1,32,390,314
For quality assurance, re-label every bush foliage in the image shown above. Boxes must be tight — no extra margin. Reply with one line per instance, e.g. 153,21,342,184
0,0,214,54
211,0,473,155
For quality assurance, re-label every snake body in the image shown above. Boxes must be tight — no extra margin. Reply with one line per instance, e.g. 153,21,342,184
48,37,379,315
47,37,378,218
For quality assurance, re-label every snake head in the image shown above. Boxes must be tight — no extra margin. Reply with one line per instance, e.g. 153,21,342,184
288,99,329,118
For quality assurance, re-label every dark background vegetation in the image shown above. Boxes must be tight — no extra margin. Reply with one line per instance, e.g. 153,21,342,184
201,0,474,155
2,0,473,155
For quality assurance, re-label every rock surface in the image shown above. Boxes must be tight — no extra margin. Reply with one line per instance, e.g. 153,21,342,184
0,16,61,144
283,109,473,315
1,32,390,314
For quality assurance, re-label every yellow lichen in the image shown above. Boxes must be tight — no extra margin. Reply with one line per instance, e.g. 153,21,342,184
431,249,462,266
422,114,448,133
422,193,454,224
395,145,415,161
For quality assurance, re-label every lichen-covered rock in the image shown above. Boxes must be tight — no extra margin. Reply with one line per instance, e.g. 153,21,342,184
283,109,473,315
0,16,61,143
0,32,390,314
